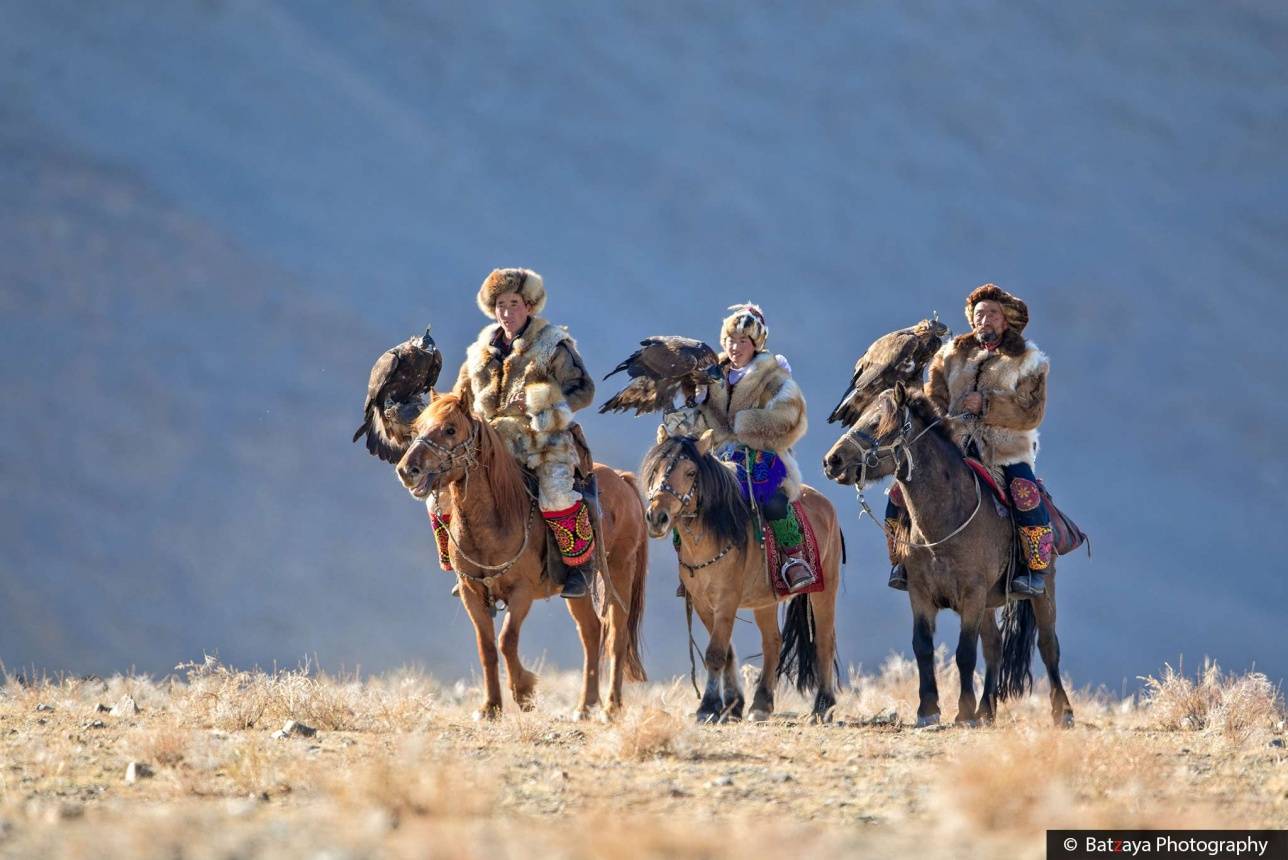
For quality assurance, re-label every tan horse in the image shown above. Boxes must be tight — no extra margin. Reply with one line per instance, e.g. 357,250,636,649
396,394,648,720
641,428,844,723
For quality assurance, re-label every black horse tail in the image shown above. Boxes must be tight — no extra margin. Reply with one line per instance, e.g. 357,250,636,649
997,600,1038,701
777,594,819,695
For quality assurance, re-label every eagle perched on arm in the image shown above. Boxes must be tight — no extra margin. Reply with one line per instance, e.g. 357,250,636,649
599,336,722,415
352,327,443,463
828,318,950,426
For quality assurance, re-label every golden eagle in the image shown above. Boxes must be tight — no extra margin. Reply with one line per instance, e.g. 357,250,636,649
828,318,950,426
352,327,443,463
599,336,722,415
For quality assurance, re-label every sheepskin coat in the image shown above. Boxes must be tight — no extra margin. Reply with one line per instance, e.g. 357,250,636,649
697,351,808,501
926,330,1048,468
453,317,594,472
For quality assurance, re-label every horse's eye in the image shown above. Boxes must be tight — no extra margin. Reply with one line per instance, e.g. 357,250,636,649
685,468,697,478
445,426,456,437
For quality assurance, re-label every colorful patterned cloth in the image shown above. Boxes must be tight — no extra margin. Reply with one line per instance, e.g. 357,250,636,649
543,500,595,567
428,510,453,572
723,446,788,508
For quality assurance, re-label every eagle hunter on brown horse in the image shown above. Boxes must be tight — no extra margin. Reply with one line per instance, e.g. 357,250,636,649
397,269,648,720
823,285,1085,728
608,305,844,723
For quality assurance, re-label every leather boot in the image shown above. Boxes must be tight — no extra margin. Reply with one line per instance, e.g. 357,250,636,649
1009,571,1045,598
888,564,908,591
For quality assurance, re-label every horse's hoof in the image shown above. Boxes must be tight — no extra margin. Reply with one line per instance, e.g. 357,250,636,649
696,711,720,725
568,708,592,722
1057,711,1075,729
748,709,771,723
915,713,940,728
473,705,502,722
955,717,980,729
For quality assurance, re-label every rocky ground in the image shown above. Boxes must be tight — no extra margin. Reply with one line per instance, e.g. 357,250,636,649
0,655,1283,859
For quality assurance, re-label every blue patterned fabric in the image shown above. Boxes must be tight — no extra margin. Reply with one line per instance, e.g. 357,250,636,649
721,445,788,507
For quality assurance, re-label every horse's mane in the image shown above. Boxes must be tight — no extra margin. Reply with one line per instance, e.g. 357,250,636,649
641,436,751,549
419,395,529,526
875,389,957,450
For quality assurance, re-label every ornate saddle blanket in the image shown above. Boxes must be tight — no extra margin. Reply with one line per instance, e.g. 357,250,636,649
764,500,825,598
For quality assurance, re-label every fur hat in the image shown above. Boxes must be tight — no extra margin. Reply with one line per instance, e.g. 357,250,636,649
476,268,546,318
964,284,1028,335
721,303,768,351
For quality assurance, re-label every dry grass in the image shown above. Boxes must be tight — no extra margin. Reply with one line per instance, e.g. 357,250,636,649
1140,659,1285,742
0,655,1283,859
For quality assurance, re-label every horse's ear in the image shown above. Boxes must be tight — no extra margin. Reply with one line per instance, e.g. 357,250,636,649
893,382,908,405
656,424,670,446
695,429,716,457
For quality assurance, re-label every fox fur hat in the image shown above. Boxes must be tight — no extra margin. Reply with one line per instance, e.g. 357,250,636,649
964,284,1028,335
720,303,769,351
476,268,547,318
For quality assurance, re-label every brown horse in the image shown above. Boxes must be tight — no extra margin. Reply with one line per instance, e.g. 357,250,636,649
641,428,844,723
396,394,648,720
822,384,1072,727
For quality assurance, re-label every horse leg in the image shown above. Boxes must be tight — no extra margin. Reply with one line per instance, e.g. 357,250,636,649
910,594,940,727
750,606,781,721
564,595,603,720
696,605,734,725
808,590,839,722
460,585,503,719
498,590,537,711
1032,588,1074,727
954,600,985,726
720,644,745,722
602,594,628,719
978,610,1002,724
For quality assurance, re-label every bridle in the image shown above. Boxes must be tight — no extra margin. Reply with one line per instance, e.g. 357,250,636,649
406,418,481,473
647,450,698,514
841,405,983,551
647,447,736,574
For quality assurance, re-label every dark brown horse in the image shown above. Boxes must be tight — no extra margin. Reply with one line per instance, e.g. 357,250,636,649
397,395,649,720
822,384,1072,727
641,428,844,724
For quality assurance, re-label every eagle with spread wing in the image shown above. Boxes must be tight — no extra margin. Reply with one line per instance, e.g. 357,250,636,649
352,327,443,463
599,336,723,415
827,318,950,426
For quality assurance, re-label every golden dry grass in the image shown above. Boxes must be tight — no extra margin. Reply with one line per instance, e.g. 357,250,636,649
0,653,1283,859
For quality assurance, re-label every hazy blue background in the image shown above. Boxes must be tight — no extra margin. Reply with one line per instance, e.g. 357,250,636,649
2,1,1285,692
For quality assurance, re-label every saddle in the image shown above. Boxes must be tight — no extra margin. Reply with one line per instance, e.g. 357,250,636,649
962,457,1089,557
763,500,825,597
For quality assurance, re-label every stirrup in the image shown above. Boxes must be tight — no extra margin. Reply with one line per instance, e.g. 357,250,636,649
781,556,816,593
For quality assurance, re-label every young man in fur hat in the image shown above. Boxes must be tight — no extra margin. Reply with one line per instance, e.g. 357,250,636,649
885,284,1053,597
441,267,598,598
696,304,816,593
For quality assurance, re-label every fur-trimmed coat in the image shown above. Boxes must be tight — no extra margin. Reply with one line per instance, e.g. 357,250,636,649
697,351,808,501
926,329,1048,467
452,317,594,471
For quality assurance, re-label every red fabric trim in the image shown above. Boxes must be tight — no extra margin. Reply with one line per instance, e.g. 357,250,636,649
765,501,825,598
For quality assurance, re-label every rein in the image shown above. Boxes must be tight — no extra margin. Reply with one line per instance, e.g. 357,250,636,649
844,407,984,551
